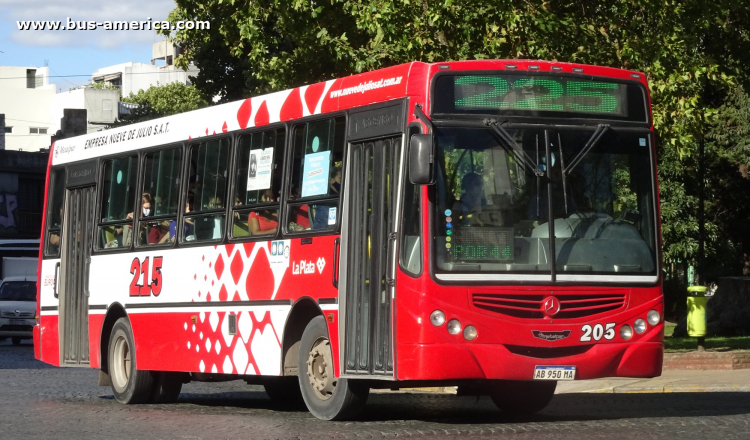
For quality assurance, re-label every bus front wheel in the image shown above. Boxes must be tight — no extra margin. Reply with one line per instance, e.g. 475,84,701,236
489,380,556,414
108,317,155,404
298,316,368,420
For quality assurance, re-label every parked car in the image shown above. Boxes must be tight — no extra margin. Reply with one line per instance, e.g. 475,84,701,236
0,276,37,345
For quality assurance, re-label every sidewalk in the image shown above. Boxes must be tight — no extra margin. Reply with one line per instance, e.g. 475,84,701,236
555,369,750,394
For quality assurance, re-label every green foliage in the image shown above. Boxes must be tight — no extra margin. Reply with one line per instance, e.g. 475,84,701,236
89,82,119,92
711,87,750,167
162,0,750,277
114,82,208,127
665,335,750,352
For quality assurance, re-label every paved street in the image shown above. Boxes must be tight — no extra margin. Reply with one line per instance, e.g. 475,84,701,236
2,339,750,439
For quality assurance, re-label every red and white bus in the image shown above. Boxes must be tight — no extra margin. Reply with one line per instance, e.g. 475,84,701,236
35,60,663,420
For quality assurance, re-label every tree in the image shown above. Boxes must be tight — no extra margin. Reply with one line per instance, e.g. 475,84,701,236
162,1,750,283
708,87,750,276
113,82,208,127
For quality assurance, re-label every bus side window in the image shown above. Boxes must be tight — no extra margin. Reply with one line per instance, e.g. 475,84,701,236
96,155,138,250
231,128,285,239
285,117,345,233
44,168,66,257
400,173,422,276
181,137,231,244
138,147,183,247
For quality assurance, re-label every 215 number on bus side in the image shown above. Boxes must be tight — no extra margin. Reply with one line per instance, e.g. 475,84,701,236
129,256,163,297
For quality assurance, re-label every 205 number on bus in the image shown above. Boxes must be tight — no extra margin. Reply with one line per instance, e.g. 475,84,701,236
580,323,615,342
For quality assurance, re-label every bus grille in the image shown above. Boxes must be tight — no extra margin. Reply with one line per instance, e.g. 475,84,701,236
505,344,593,359
1,311,33,318
471,292,626,319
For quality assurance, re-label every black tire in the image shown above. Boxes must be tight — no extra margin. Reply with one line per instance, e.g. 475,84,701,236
11,337,22,346
108,317,155,404
151,372,184,403
264,376,304,406
489,380,556,414
298,316,368,420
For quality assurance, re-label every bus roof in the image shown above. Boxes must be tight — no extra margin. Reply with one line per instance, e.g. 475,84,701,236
50,60,647,166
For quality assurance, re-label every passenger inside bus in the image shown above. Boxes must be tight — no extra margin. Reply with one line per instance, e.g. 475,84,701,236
287,184,311,231
329,167,342,194
168,197,195,242
248,189,278,235
134,193,168,245
452,172,504,227
48,206,63,252
208,196,224,239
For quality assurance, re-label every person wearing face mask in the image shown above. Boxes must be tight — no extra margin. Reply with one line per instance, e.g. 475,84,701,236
141,193,153,217
127,193,153,220
138,193,166,245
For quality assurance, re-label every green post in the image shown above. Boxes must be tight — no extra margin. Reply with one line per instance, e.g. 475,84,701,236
687,285,707,351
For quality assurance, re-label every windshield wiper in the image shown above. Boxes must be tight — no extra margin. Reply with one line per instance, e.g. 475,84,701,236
563,124,610,176
484,119,539,175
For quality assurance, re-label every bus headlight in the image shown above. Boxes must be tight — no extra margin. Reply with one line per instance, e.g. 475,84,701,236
447,319,462,335
634,318,647,334
430,310,446,326
647,310,660,326
463,325,477,341
620,324,633,340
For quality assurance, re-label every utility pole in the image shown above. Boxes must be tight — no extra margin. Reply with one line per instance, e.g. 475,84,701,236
696,72,708,351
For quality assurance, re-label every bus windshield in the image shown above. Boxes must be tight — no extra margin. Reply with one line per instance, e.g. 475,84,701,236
433,125,657,278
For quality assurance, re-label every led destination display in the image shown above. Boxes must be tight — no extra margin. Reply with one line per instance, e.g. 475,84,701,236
451,227,515,262
433,74,647,121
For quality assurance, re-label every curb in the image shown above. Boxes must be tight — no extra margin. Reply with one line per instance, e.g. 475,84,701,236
663,351,750,371
557,385,750,394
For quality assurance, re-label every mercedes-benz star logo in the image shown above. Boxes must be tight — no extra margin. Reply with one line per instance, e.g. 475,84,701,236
542,296,560,317
14,310,21,316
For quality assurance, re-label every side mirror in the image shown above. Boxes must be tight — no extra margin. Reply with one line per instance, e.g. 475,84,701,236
409,134,435,185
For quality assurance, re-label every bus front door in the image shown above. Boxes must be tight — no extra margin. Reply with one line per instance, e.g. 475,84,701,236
342,136,402,376
59,185,96,366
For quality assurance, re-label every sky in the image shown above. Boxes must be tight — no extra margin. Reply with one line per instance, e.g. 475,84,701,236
0,0,178,90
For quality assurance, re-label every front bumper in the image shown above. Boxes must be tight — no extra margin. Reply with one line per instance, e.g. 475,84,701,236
397,340,663,381
0,318,35,338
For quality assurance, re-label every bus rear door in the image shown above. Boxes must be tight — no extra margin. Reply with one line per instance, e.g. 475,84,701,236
59,161,97,366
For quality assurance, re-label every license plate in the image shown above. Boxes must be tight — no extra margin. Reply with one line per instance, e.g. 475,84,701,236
9,319,26,325
533,366,576,380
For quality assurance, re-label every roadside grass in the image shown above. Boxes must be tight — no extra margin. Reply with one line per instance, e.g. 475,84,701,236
665,335,750,352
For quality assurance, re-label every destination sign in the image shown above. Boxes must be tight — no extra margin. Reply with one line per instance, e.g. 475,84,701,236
433,74,647,121
451,227,514,263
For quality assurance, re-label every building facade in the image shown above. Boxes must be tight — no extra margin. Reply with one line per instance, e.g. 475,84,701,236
92,41,200,98
0,66,55,151
0,66,122,151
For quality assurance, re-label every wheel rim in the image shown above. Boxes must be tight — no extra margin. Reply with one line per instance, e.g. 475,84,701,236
111,334,131,391
306,337,336,401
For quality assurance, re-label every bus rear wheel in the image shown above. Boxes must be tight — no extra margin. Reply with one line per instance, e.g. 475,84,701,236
151,372,184,403
298,316,368,420
108,317,155,404
489,380,556,414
